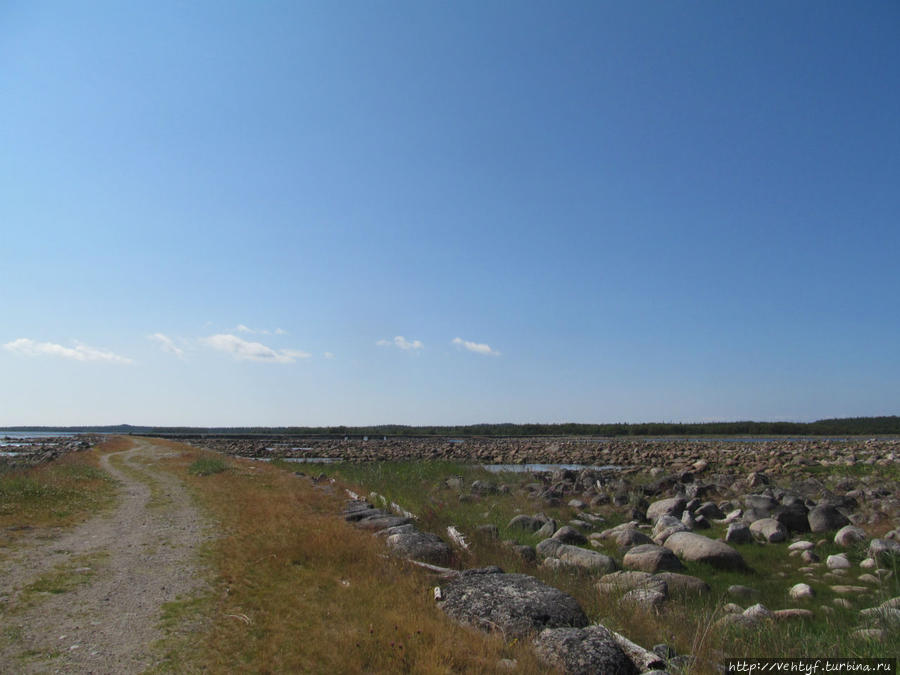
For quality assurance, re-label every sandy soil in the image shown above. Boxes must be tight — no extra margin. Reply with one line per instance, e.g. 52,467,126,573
0,438,212,673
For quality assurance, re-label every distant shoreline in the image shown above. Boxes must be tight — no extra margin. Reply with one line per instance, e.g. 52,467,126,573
2,415,900,438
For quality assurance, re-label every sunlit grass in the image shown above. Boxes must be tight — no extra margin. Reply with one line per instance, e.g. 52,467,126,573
149,445,552,673
0,445,117,539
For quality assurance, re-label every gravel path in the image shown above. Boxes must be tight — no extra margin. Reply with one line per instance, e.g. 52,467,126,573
0,438,212,673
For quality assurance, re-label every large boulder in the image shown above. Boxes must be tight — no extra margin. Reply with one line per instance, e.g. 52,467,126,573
652,514,689,545
594,525,654,551
807,505,850,533
725,522,752,544
749,518,788,543
597,571,656,594
773,503,810,533
695,502,725,521
554,544,618,573
438,568,588,640
654,572,710,595
553,526,588,545
663,532,748,571
623,544,685,573
646,497,687,523
743,494,777,519
533,625,639,675
385,530,453,565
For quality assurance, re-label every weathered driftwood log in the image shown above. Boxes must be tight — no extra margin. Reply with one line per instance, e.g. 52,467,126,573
610,629,666,671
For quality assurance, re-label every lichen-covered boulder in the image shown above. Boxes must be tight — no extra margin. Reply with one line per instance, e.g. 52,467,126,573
385,530,453,565
533,625,639,675
438,568,588,640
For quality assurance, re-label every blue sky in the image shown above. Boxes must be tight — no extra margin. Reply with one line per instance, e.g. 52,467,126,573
2,1,898,426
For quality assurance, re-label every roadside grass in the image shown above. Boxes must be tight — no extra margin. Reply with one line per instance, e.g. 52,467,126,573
0,445,117,543
150,446,552,673
306,461,899,672
188,457,227,477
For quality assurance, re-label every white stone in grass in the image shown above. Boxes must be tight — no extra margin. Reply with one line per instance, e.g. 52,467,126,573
743,603,774,621
789,583,815,600
826,553,851,570
788,540,814,552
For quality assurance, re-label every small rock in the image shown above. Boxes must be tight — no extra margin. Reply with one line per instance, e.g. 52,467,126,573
743,603,774,621
774,608,813,620
788,540,814,551
728,585,759,600
834,525,867,547
789,583,815,600
801,550,820,564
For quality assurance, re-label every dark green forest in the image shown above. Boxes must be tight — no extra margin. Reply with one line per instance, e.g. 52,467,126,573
4,416,900,437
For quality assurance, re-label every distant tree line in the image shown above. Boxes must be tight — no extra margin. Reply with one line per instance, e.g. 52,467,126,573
3,416,900,437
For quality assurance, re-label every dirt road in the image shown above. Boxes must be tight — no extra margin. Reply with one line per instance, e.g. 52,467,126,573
0,438,212,673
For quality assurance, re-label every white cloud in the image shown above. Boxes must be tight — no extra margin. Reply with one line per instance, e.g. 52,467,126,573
236,324,254,333
377,336,424,351
275,328,288,335
452,337,501,356
201,334,309,363
148,333,185,359
323,352,335,359
3,338,134,364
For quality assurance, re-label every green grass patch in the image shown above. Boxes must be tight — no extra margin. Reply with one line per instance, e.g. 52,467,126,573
0,453,117,536
188,457,227,477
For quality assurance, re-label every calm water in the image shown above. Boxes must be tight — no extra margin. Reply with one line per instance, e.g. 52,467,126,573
0,431,80,447
482,463,621,473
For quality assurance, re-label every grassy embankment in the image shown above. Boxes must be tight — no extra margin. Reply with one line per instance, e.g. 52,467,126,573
310,460,898,671
147,441,549,674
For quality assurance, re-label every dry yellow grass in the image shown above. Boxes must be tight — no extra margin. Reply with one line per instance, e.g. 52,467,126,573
151,441,554,674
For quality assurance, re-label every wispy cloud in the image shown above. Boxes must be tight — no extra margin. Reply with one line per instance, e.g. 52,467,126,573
323,352,335,359
452,337,500,356
148,333,185,359
3,338,134,364
376,336,424,351
235,324,287,336
201,334,310,363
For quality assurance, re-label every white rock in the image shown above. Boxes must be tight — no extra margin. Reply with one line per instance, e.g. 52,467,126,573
788,540,815,551
789,583,815,600
826,553,851,570
743,603,774,621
